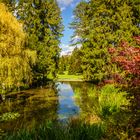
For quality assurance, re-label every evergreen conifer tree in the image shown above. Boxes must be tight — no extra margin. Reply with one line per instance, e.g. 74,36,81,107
3,0,63,84
71,0,140,82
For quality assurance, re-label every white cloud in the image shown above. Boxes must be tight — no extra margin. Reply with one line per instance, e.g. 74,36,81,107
75,44,82,48
71,15,75,19
60,43,82,56
71,35,82,44
70,0,80,8
60,7,66,11
57,0,74,6
60,44,74,55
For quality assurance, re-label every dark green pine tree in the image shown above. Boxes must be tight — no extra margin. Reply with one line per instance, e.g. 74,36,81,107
68,47,83,75
59,55,70,74
128,0,140,27
71,0,140,82
16,0,63,83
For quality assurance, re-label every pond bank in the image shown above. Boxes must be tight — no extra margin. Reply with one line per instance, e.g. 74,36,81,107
57,72,84,82
0,82,136,139
57,79,83,82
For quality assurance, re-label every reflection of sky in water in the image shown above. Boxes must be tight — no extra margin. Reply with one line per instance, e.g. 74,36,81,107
57,82,79,120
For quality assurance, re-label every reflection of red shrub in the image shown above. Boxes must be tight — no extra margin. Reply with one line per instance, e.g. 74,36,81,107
109,36,140,87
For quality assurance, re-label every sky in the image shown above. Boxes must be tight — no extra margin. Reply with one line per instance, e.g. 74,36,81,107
56,0,81,55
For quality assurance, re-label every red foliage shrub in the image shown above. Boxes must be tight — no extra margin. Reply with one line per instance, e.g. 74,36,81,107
109,36,140,87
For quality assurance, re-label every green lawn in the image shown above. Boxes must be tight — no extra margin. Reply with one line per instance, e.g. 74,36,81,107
57,71,83,81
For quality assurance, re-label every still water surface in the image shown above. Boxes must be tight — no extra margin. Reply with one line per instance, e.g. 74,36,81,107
0,82,91,133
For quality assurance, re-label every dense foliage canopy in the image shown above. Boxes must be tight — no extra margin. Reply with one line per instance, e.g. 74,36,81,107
68,47,83,75
0,3,36,92
16,0,63,83
71,0,140,82
1,0,63,86
0,0,63,92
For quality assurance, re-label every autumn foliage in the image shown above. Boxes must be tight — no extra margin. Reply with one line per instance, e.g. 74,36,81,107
109,36,140,87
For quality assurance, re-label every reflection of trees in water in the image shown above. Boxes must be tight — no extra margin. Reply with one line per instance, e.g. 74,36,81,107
68,82,92,96
70,82,140,139
68,82,96,119
0,85,59,132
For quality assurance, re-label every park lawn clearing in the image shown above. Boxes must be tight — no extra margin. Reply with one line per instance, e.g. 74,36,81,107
57,71,83,81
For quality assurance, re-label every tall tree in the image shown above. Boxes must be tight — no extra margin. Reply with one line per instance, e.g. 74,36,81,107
59,55,70,74
0,3,36,92
71,0,140,82
14,0,63,83
68,47,83,75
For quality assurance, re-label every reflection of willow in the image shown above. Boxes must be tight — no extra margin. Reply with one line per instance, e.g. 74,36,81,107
0,84,59,132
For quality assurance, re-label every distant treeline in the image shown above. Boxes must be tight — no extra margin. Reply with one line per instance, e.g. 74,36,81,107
59,47,83,75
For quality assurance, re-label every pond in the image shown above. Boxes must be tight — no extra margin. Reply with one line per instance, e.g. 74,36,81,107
0,82,92,134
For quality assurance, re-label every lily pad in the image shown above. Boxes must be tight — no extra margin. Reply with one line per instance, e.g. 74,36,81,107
0,112,20,122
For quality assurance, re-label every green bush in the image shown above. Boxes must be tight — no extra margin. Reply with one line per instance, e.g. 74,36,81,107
75,84,129,119
98,84,129,118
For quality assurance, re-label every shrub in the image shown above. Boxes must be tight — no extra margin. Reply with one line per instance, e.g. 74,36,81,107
98,84,129,118
108,37,140,87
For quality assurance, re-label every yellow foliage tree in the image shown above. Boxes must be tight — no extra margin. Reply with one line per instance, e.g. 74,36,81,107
0,3,36,92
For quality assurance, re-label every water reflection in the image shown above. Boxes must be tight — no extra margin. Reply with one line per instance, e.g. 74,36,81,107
0,87,58,132
0,82,87,133
57,82,79,121
0,81,133,138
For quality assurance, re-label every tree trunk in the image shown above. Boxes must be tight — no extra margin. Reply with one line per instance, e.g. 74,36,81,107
0,94,3,103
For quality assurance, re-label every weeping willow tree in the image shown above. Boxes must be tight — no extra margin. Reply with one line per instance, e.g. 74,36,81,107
0,3,36,93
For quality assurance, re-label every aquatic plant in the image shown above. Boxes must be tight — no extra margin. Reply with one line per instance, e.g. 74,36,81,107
74,84,129,120
3,121,106,140
98,84,129,118
0,112,20,122
74,84,132,139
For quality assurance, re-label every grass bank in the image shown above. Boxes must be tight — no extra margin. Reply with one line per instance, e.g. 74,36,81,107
57,71,83,81
74,84,133,139
3,121,106,140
